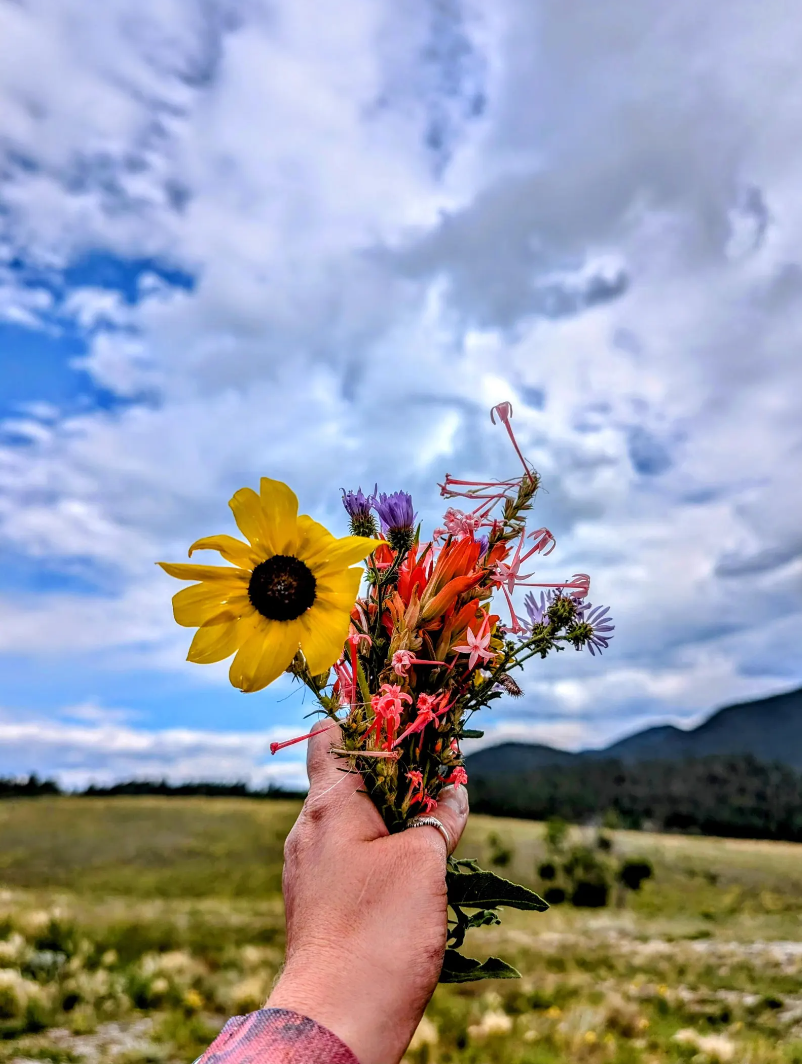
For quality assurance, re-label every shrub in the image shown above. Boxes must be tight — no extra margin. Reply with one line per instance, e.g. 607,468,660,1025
619,858,654,892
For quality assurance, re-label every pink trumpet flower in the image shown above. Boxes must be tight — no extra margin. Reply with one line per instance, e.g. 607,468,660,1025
452,615,495,670
492,526,557,594
333,658,355,706
270,720,340,755
392,650,452,678
445,766,468,787
516,572,590,597
346,627,372,705
490,401,535,480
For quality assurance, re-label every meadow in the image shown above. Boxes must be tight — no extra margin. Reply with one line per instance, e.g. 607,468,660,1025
1,798,802,1063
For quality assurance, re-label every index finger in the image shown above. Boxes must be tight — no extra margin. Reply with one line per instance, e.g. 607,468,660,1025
304,719,387,841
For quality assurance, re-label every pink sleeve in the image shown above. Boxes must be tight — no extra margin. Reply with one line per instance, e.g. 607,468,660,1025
194,1007,360,1064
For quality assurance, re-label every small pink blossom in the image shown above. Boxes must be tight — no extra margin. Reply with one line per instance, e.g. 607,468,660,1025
452,616,494,670
392,650,415,677
445,766,468,787
392,651,453,678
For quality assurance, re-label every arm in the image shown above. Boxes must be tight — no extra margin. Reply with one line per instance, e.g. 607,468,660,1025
195,722,469,1064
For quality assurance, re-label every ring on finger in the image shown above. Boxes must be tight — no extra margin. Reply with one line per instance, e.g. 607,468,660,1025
404,815,452,852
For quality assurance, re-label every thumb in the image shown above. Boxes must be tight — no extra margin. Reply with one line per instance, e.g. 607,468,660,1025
420,783,470,856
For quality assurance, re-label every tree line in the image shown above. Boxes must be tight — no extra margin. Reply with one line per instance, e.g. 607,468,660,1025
6,754,802,842
0,776,305,800
468,753,802,842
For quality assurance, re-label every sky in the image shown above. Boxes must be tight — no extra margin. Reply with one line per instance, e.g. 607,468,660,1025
0,0,800,789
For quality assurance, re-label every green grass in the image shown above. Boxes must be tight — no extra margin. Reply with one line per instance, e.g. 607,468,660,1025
2,798,802,1062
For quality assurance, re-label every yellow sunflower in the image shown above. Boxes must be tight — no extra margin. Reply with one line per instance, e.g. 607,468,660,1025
159,478,379,692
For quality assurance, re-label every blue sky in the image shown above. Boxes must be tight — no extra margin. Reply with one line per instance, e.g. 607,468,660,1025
0,0,801,788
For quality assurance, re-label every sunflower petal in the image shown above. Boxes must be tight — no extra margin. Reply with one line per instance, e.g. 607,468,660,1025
159,562,249,583
293,514,337,560
315,566,363,610
172,582,252,627
229,488,276,555
187,618,250,664
259,478,299,554
305,534,381,574
188,535,260,569
229,619,302,693
299,602,351,676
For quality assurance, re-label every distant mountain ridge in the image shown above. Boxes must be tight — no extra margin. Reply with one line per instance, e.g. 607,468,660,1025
465,686,802,776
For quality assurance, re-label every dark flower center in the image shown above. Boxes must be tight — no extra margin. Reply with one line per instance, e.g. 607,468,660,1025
248,555,317,621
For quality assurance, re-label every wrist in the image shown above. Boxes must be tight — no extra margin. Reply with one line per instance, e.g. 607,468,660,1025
266,951,413,1064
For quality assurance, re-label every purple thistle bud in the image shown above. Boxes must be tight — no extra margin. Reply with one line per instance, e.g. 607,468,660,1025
341,487,378,538
373,490,416,552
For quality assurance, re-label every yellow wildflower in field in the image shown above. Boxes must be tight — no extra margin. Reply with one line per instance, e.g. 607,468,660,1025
160,478,379,691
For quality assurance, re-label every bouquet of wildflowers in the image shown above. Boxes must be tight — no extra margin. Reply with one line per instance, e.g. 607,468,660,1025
160,403,613,981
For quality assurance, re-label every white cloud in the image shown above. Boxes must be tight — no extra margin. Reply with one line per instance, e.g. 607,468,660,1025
0,710,309,790
0,0,800,781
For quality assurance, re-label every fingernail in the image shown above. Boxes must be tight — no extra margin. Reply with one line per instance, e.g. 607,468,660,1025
438,783,469,819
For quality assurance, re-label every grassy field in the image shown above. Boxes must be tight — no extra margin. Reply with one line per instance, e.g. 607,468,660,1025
1,799,802,1063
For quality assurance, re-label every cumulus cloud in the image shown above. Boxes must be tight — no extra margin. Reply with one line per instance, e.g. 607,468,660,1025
0,0,800,779
0,705,308,790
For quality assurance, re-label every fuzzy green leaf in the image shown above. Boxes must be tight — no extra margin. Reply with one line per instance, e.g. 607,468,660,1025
447,869,548,911
448,856,482,872
466,909,502,929
439,950,521,983
458,728,484,739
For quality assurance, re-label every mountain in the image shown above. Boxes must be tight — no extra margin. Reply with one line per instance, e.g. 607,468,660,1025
465,685,802,776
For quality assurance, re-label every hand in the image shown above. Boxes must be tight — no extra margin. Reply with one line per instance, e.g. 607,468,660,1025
266,721,470,1064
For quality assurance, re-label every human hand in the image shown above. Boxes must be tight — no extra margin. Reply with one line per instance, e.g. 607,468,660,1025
266,721,470,1064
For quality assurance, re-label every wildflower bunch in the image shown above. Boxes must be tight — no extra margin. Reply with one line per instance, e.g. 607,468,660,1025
160,401,614,981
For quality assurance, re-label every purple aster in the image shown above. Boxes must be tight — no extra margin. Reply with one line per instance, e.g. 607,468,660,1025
579,602,615,656
523,590,552,627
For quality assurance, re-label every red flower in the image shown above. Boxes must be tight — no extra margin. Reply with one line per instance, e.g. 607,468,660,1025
364,683,413,750
406,769,437,813
393,693,450,747
445,766,468,787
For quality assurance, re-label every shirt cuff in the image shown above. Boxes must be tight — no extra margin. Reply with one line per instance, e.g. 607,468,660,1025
194,1007,360,1063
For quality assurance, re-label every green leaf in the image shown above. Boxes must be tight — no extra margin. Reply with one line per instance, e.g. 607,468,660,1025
439,950,521,983
466,909,502,929
448,856,482,872
447,869,549,911
356,660,371,709
459,729,484,739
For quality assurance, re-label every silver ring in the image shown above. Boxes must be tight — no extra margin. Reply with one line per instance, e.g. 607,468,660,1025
405,815,452,852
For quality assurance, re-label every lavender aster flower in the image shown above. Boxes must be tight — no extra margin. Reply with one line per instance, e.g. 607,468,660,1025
575,602,615,656
374,490,416,551
341,487,378,537
523,590,551,627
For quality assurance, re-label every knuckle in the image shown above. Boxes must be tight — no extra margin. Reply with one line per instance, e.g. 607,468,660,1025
302,798,329,826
